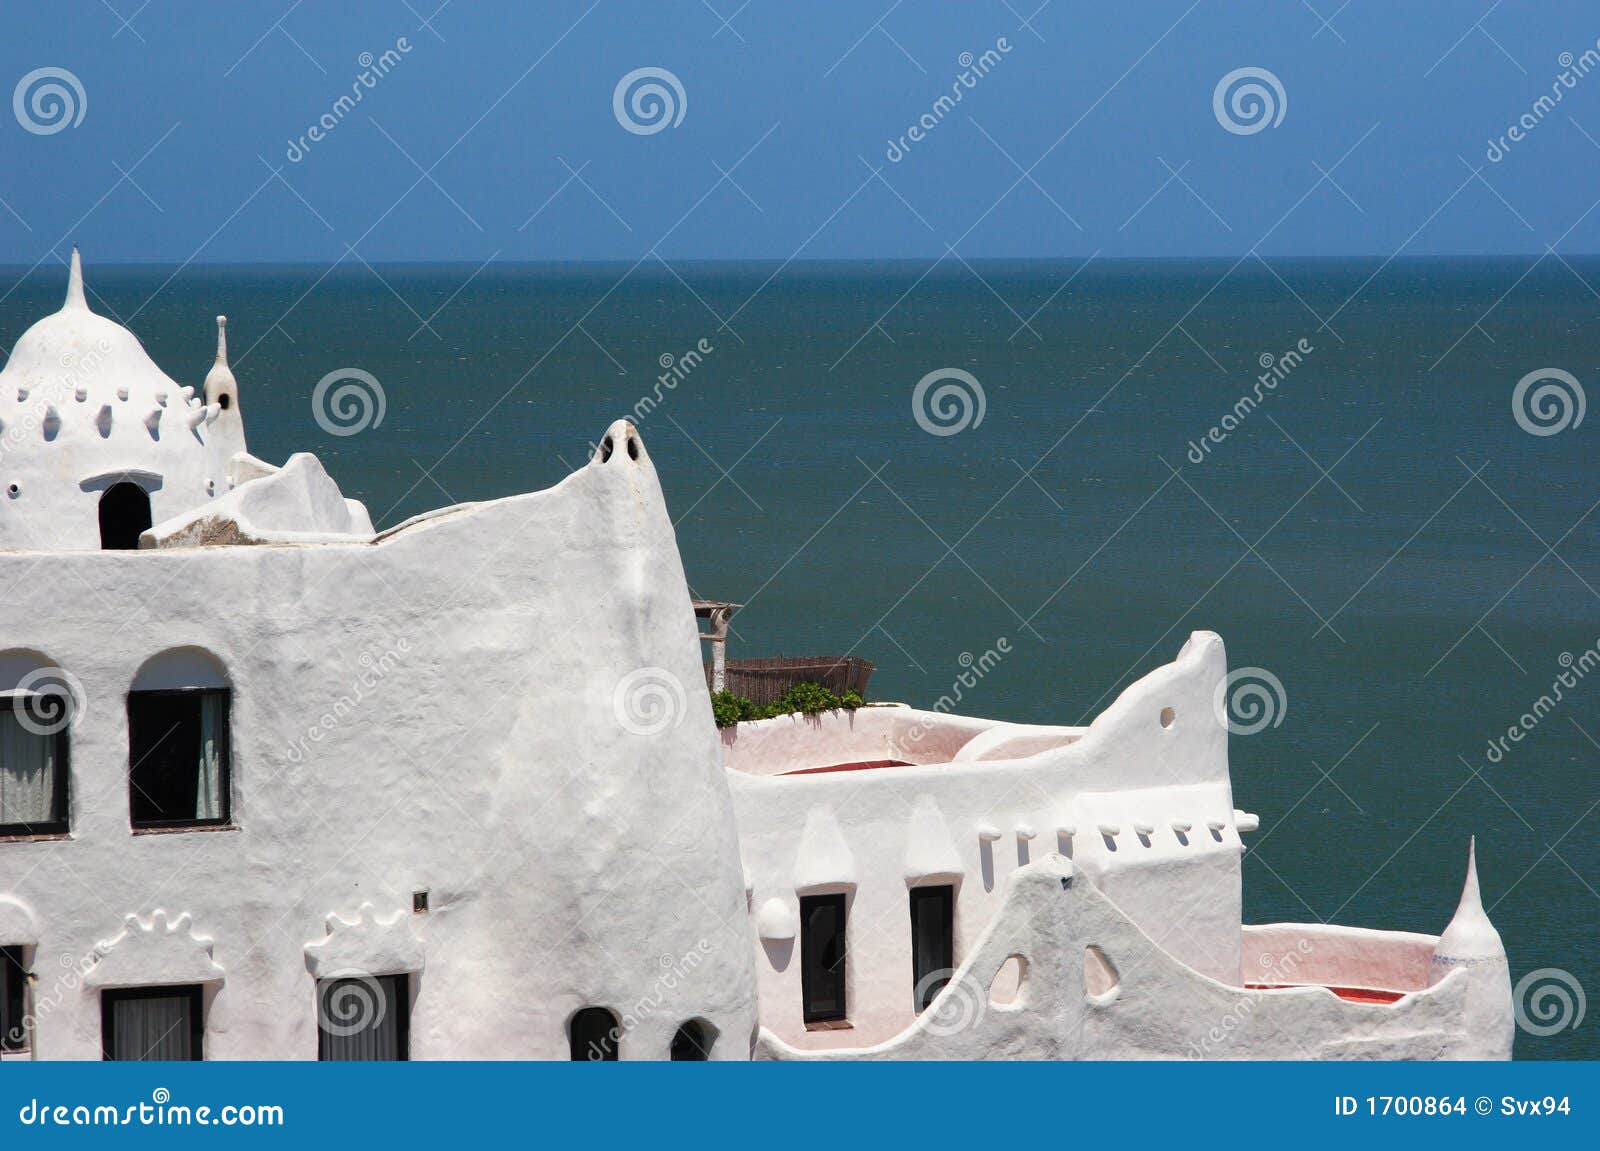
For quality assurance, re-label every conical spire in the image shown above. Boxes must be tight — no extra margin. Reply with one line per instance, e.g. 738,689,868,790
1458,835,1484,915
63,246,87,311
1429,835,1506,986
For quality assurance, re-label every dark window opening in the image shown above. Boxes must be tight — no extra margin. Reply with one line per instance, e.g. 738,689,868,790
101,985,203,1061
98,482,151,551
569,1006,619,1061
217,393,231,411
800,893,847,1024
670,1018,715,1061
317,975,409,1061
2,947,27,1052
910,885,955,1012
127,689,230,829
0,694,70,837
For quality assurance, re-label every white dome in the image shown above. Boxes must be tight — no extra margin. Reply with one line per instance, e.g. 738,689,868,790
0,250,246,551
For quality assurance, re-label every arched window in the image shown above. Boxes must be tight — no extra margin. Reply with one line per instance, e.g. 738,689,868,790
98,482,151,551
568,1007,619,1061
127,649,231,829
670,1018,716,1061
0,650,73,838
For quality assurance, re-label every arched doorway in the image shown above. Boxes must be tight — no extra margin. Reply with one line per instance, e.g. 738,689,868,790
98,482,151,550
568,1007,619,1061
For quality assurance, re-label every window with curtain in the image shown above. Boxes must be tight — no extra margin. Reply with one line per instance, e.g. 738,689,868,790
0,694,70,837
799,893,848,1024
127,689,229,828
910,885,955,1012
568,1007,620,1060
101,986,203,1061
2,946,28,1053
317,975,409,1061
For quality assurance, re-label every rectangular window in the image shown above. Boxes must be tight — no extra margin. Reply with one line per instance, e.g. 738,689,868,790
799,893,847,1024
101,985,203,1061
910,885,955,1012
2,946,27,1053
317,975,409,1061
127,690,229,828
0,695,70,837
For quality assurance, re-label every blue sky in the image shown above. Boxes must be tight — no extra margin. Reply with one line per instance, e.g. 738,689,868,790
3,1,1600,261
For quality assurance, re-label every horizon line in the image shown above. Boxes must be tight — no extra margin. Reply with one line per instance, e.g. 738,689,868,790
1,252,1595,270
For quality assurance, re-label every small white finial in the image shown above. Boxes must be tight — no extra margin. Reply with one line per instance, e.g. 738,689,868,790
213,315,228,368
64,246,87,311
1459,835,1483,915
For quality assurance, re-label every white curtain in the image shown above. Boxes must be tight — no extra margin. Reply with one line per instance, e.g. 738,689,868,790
110,992,194,1061
196,693,225,821
0,705,56,829
319,977,404,1061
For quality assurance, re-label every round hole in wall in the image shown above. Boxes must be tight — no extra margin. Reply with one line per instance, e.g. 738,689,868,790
1159,706,1176,729
6,483,19,498
626,436,640,460
218,393,231,411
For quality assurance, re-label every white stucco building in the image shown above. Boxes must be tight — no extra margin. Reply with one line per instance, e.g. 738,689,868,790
0,255,1513,1061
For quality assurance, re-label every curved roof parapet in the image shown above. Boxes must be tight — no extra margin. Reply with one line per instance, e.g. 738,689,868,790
144,452,375,547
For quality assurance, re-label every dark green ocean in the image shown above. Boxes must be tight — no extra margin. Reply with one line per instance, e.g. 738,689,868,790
3,258,1594,1059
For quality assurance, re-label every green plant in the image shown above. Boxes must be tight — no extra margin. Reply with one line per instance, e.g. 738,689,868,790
711,682,865,728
